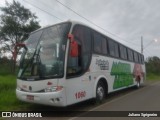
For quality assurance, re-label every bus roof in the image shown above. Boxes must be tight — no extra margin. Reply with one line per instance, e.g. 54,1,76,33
31,20,143,56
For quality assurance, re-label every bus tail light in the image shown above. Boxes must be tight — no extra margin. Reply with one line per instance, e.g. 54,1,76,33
45,86,63,92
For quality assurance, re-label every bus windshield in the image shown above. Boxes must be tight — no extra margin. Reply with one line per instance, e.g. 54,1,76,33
18,23,70,80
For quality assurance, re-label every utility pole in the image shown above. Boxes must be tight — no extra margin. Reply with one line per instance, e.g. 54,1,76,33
141,36,143,54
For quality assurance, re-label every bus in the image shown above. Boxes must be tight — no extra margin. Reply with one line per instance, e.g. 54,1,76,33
15,20,145,107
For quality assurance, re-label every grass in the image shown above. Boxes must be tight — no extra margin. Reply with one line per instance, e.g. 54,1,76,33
0,75,32,111
146,73,160,81
0,69,160,111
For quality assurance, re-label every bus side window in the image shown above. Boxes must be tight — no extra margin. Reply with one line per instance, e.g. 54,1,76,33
133,52,138,63
114,42,119,58
108,40,115,57
141,55,144,64
93,31,102,53
101,37,108,55
93,32,108,55
120,45,126,59
128,49,134,61
138,54,142,64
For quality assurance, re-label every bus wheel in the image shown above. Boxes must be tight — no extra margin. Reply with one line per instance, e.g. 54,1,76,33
96,81,105,103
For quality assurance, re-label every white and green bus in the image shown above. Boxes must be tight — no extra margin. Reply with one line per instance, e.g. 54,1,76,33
16,20,145,106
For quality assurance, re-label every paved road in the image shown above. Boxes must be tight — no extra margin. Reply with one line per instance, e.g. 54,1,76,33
69,80,160,120
6,81,160,120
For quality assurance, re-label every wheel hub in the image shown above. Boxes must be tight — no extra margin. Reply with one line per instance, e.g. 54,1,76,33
97,86,104,100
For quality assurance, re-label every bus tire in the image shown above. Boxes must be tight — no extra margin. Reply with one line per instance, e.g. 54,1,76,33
95,81,105,103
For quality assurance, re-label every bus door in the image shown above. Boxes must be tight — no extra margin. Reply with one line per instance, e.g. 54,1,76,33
66,25,92,105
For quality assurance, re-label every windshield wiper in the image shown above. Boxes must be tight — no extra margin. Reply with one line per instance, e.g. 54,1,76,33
21,45,42,79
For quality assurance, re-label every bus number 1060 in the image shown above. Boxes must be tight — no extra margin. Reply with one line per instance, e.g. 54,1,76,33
75,91,86,99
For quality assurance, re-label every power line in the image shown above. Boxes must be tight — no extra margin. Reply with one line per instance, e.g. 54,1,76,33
55,0,140,46
143,40,155,50
38,0,69,20
22,0,63,21
22,0,140,47
143,52,152,58
144,49,154,57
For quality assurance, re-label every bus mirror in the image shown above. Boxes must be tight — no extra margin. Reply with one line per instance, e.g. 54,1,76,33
68,33,74,42
68,34,78,57
13,43,27,62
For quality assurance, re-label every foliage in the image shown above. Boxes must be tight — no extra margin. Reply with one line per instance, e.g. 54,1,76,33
0,57,12,75
145,56,160,76
0,57,19,75
0,75,32,111
0,0,40,72
146,73,160,81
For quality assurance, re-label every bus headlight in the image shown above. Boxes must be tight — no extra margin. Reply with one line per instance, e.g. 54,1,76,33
45,86,63,92
16,86,22,91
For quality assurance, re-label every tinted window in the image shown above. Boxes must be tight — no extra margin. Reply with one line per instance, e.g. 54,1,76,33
101,37,108,55
120,45,127,59
141,55,144,64
134,52,138,62
93,32,102,53
108,40,120,58
138,54,142,63
108,39,115,56
128,49,134,61
73,26,91,53
139,54,144,64
114,42,119,57
123,47,127,59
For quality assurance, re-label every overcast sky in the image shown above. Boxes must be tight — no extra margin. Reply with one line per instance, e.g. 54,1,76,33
1,0,160,58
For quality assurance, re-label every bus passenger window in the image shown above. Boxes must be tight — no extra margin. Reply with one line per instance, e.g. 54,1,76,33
93,32,101,53
128,49,134,61
141,55,144,64
108,40,115,57
102,37,108,55
114,42,119,58
133,52,138,62
120,45,127,60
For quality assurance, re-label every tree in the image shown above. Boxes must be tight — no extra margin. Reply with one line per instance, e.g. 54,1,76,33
145,56,160,75
0,0,41,73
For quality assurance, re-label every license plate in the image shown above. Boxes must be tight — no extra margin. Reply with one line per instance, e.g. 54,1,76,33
26,95,34,100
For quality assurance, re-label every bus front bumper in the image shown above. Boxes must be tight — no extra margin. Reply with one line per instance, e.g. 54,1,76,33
16,89,66,107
